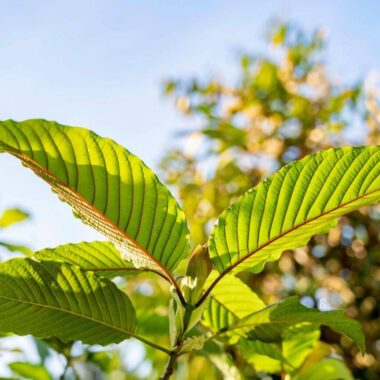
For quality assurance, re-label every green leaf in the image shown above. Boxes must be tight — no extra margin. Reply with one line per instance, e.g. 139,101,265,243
209,146,380,274
0,258,136,345
230,297,365,352
34,241,138,278
185,244,213,304
238,339,284,362
282,324,320,374
0,208,29,228
0,242,32,256
293,358,353,380
0,119,189,275
9,362,52,380
238,325,320,375
237,340,282,373
202,272,265,332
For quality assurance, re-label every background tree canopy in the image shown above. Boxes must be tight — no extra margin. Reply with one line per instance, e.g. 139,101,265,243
160,21,380,380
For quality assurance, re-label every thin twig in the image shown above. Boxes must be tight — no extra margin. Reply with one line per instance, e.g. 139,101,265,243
131,333,171,356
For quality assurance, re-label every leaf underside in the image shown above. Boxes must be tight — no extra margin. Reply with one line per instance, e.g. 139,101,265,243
209,146,380,274
0,258,136,345
231,296,365,352
34,241,137,278
202,272,265,332
0,119,190,274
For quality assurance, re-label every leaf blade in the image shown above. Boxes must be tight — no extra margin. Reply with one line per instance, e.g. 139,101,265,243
0,258,136,345
34,241,137,278
202,272,265,332
209,146,380,274
0,120,189,274
230,297,365,352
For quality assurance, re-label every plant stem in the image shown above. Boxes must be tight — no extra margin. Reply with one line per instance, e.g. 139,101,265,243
132,333,171,355
160,339,183,380
160,349,179,380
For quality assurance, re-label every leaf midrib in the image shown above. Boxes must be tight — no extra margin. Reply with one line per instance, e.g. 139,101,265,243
228,187,380,273
2,146,175,282
0,293,133,338
199,187,380,307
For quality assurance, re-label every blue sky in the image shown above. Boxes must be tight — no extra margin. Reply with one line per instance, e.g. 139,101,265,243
0,0,380,251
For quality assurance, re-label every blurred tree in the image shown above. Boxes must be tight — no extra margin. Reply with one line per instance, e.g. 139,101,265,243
160,20,380,379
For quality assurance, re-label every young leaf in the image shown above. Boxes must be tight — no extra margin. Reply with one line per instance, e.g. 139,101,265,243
208,146,380,275
184,245,213,304
34,241,139,278
180,335,206,354
0,258,136,345
229,296,365,352
202,272,265,332
0,119,189,276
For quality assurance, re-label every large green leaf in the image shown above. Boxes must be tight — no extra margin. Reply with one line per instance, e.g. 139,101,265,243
0,258,136,345
202,272,265,332
208,146,380,274
229,296,364,352
0,119,189,275
34,241,137,278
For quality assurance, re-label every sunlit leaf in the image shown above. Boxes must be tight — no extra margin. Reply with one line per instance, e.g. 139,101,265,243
230,296,364,351
0,119,189,275
209,147,380,274
238,340,282,373
34,241,137,278
202,272,265,332
282,324,320,374
0,258,136,345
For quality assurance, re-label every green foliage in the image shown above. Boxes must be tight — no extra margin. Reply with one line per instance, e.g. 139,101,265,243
209,147,380,274
202,271,265,332
2,22,380,375
161,20,380,379
0,258,136,345
0,120,380,378
232,296,364,351
0,118,377,379
0,119,189,274
34,241,137,278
